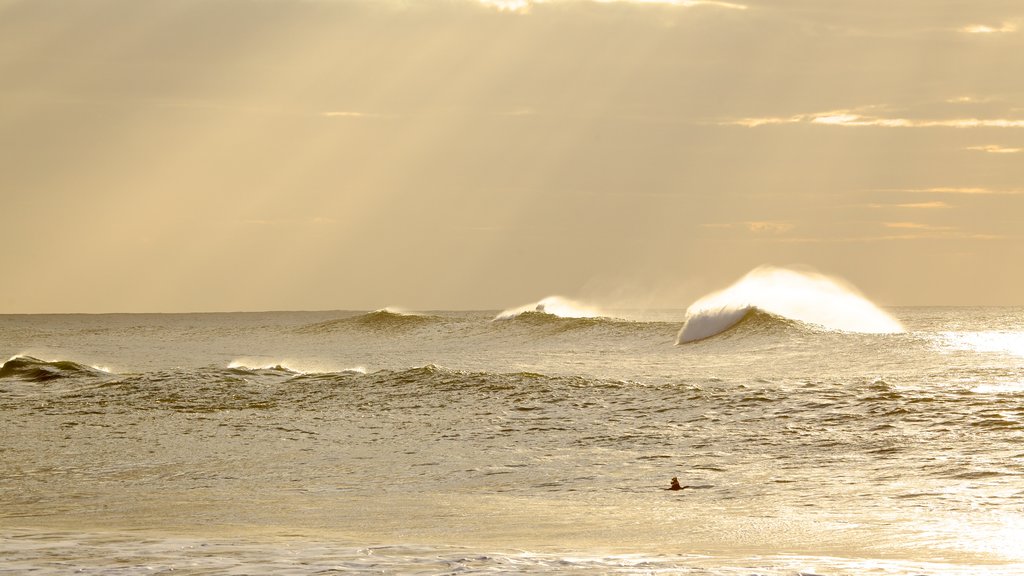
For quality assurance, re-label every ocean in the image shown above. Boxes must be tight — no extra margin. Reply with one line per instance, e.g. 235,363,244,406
2,299,1023,574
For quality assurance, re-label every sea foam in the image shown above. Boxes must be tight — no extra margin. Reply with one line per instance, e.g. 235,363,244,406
677,266,904,343
227,359,367,375
494,296,605,321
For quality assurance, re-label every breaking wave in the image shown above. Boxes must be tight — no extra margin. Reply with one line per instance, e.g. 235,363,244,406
677,266,904,344
0,355,111,382
488,312,653,340
494,296,607,321
228,359,367,375
677,306,807,342
489,298,672,339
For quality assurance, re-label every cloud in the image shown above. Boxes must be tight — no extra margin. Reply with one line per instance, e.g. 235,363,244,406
770,230,1005,244
322,111,369,118
746,221,793,234
242,217,337,227
966,144,1021,154
477,0,748,13
737,232,1005,244
898,201,951,209
920,187,998,194
628,0,747,8
868,201,951,209
702,221,793,234
947,96,999,105
810,113,910,127
726,109,1024,129
883,222,952,231
728,116,803,128
501,107,538,117
479,0,532,11
322,111,396,119
909,187,1024,195
962,22,1018,34
704,219,1006,244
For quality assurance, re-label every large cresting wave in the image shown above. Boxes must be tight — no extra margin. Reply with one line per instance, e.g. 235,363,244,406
676,266,904,344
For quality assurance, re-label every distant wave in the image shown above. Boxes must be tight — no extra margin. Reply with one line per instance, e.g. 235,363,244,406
227,361,301,374
356,364,634,395
494,296,607,321
0,362,638,415
296,308,441,333
0,355,111,382
228,360,367,375
495,310,600,326
677,266,904,344
489,310,658,337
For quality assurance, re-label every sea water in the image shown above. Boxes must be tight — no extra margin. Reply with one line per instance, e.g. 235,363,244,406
2,304,1023,574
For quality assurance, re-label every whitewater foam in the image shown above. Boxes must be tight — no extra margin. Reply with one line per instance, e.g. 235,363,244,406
227,359,367,375
373,306,417,316
677,306,754,343
494,296,606,321
677,267,904,343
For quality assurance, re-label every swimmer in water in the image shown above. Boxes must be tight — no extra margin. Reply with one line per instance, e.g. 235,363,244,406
667,477,689,491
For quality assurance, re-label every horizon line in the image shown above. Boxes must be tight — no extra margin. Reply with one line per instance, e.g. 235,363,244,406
1,304,1020,316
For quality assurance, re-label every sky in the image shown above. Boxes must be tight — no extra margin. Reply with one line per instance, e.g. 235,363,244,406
1,0,1022,312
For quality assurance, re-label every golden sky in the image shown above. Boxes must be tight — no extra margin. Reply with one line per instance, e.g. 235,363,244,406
1,0,1022,312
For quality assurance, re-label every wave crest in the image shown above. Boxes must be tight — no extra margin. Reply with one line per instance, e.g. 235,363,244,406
296,308,440,333
494,296,606,321
228,359,367,375
677,306,807,342
0,355,111,382
677,266,904,344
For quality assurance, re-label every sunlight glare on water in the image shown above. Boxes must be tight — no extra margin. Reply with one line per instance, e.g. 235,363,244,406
937,331,1024,357
921,512,1024,563
3,307,1024,575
